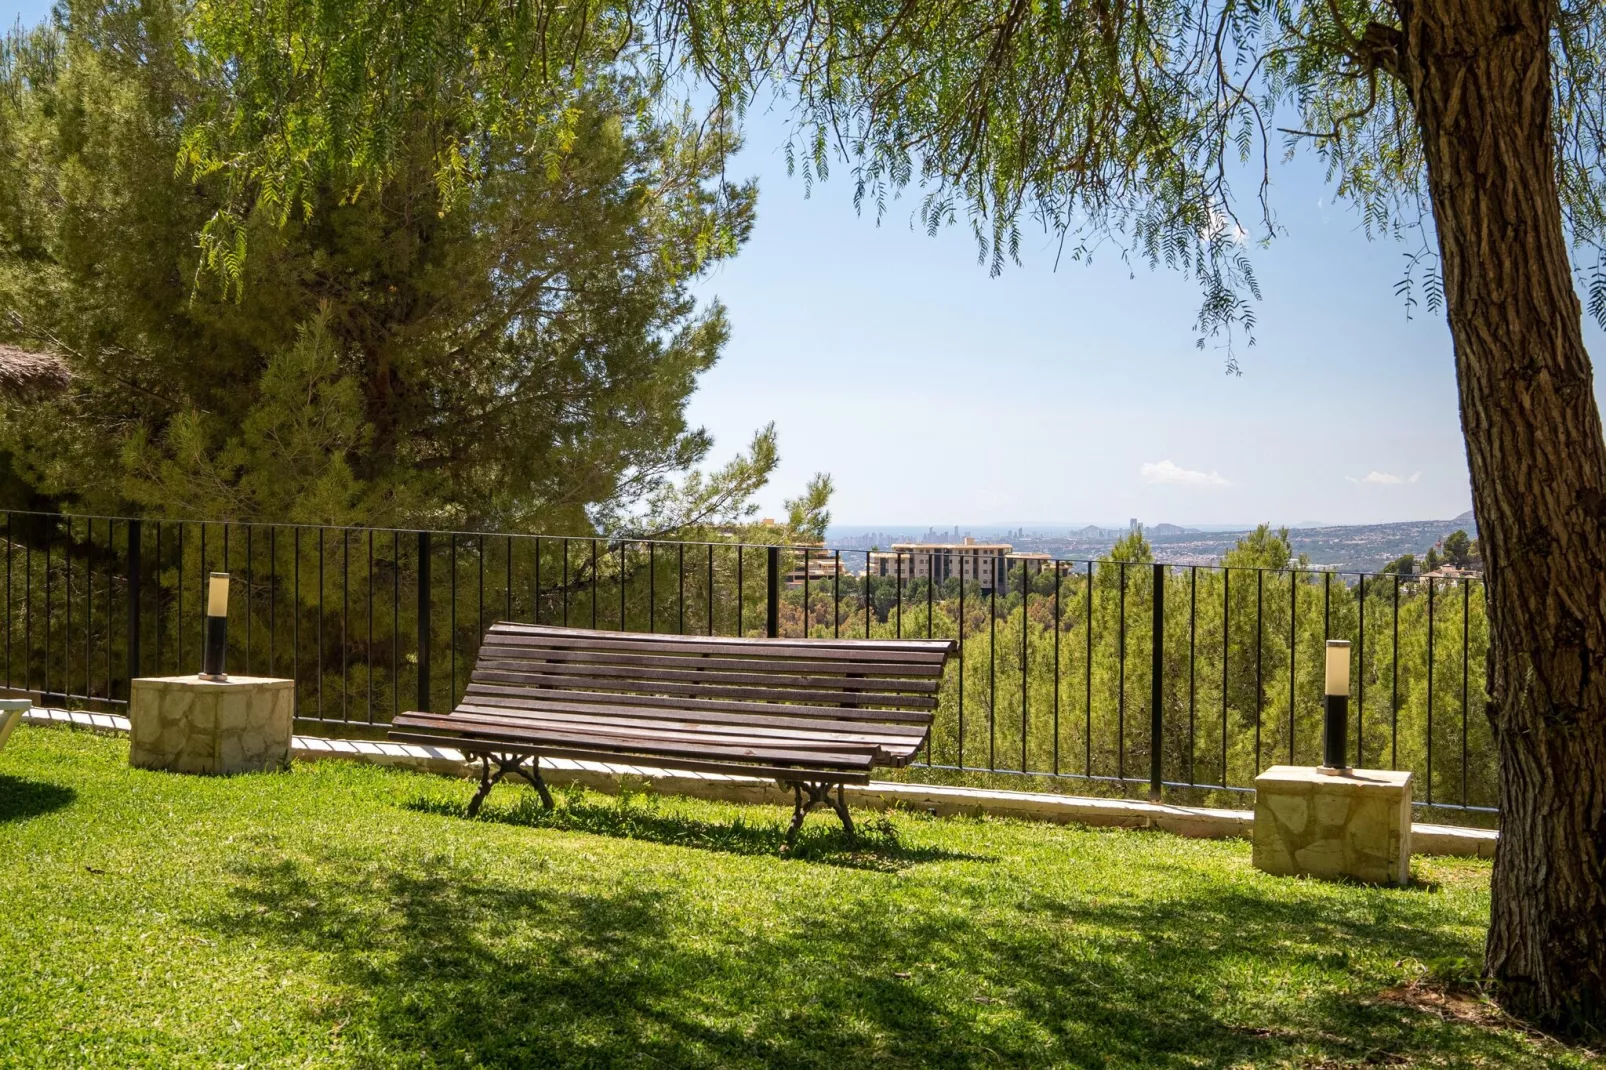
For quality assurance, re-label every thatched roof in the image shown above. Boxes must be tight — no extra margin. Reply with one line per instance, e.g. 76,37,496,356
0,346,71,401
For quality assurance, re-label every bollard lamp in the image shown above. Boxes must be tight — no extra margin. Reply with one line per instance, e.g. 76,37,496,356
1320,639,1351,773
200,572,230,681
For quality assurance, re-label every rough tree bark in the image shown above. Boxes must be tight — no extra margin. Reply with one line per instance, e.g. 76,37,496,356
1385,0,1606,1031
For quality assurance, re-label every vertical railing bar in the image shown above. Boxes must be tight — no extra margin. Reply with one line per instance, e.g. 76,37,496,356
989,559,997,771
269,527,277,679
620,542,628,631
1021,557,1028,773
367,531,374,724
764,545,779,638
735,545,742,636
1462,577,1470,808
863,553,870,637
450,534,459,703
895,551,903,640
649,542,656,633
478,534,485,641
926,552,933,639
957,560,965,770
1287,569,1295,765
590,538,598,631
4,513,10,690
341,529,349,723
563,539,571,627
1392,575,1400,769
833,550,841,639
1149,562,1164,801
1053,560,1061,776
677,543,684,634
25,528,32,693
1117,561,1126,782
925,552,933,767
1223,568,1231,786
1357,573,1366,766
507,535,514,625
244,526,252,677
392,530,399,720
45,519,53,698
1427,576,1436,806
1085,560,1093,779
416,530,431,713
84,517,92,702
802,548,810,637
1254,571,1270,776
317,528,324,720
535,536,544,626
293,527,300,716
1188,565,1197,787
706,544,714,637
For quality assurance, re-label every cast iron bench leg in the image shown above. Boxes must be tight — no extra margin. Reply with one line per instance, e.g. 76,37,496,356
466,753,555,817
783,781,856,849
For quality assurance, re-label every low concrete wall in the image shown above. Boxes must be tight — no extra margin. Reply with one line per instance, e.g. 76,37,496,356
20,708,1497,858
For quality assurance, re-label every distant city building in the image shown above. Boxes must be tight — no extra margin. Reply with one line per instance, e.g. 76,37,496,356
868,537,1014,591
1005,552,1053,578
784,546,846,587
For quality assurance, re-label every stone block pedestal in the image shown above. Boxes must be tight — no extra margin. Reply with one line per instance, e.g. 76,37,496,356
130,676,294,775
1253,765,1414,885
0,698,30,753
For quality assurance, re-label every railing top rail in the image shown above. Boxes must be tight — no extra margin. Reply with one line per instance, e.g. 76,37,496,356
0,508,1482,583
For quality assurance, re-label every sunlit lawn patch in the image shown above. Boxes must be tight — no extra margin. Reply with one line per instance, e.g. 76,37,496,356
0,727,1591,1068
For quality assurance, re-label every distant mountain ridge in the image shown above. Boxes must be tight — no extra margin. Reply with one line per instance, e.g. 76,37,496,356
826,514,1479,573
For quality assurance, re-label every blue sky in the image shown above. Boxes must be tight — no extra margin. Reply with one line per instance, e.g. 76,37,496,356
9,0,1605,528
695,104,1606,528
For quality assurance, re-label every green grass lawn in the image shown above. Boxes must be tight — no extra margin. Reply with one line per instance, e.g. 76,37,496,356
0,726,1594,1069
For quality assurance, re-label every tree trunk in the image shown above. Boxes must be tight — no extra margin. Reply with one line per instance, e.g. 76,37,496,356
1392,0,1606,1032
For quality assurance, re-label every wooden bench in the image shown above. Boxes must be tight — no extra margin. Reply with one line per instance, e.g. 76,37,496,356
388,623,955,845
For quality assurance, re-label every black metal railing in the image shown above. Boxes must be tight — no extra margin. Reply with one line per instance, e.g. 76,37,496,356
0,510,1494,816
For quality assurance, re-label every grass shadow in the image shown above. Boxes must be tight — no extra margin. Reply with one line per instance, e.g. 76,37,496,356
0,773,75,823
402,791,991,872
198,840,1581,1070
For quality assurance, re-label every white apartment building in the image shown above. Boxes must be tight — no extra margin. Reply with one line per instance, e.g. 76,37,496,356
867,537,1015,591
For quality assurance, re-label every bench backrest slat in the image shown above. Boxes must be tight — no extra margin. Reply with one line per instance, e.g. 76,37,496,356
466,622,951,728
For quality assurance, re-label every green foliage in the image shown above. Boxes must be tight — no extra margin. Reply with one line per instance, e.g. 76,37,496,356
774,527,1495,810
1443,530,1474,569
1383,553,1417,576
4,727,1594,1068
0,3,794,538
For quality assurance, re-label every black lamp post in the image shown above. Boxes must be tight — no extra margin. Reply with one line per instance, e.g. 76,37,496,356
1320,639,1351,773
201,572,229,681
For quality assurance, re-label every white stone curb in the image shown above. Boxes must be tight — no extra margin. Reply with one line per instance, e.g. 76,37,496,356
19,708,1497,858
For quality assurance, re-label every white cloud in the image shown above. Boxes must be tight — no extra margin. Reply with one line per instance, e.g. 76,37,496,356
1140,459,1231,489
1346,471,1422,486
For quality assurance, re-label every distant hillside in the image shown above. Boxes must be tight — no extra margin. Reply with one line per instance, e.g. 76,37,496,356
827,516,1480,573
1052,517,1479,572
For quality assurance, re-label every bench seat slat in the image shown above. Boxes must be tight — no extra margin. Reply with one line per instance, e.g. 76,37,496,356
419,707,915,761
471,644,948,677
393,713,877,771
454,693,930,739
387,729,876,784
468,669,937,709
471,656,941,694
447,704,924,761
462,682,935,724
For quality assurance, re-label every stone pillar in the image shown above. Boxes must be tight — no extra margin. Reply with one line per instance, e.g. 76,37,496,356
0,698,30,753
1252,765,1414,886
129,676,294,775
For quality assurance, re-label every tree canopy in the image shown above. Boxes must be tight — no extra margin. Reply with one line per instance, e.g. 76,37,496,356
0,1,811,538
